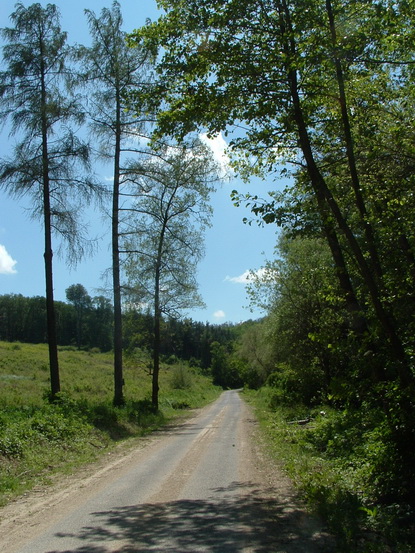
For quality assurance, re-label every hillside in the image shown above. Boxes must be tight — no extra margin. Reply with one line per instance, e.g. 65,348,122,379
0,341,221,506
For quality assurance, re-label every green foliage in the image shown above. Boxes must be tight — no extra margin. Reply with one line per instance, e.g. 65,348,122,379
210,341,243,389
301,471,364,552
267,365,325,406
0,341,221,505
246,387,415,552
0,434,24,458
232,319,275,388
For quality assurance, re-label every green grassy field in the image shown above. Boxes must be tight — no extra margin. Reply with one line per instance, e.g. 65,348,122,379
0,341,221,506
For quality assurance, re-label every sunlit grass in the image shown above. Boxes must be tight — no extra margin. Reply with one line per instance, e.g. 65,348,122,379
0,341,221,506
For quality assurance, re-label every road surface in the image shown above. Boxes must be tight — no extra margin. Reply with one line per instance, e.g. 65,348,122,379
0,390,333,552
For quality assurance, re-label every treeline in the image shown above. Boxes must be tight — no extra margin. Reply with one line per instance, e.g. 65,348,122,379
0,293,113,352
0,292,240,370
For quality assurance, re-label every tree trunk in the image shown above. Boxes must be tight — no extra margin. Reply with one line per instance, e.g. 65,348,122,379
325,0,383,283
152,309,160,410
112,94,124,406
40,51,60,400
43,205,60,399
152,253,162,410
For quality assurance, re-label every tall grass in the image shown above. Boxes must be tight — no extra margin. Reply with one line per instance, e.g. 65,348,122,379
0,341,221,506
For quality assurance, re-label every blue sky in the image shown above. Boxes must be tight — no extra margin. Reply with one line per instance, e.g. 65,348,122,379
0,0,281,324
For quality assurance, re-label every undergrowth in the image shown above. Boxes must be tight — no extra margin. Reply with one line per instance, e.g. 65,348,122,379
244,387,415,553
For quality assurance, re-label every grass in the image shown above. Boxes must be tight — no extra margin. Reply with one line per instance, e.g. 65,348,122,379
243,387,415,553
0,341,221,506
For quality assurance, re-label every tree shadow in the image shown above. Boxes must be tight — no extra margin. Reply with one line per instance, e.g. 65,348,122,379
48,482,333,553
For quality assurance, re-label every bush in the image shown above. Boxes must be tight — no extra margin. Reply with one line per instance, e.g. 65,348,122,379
30,408,90,442
0,434,24,458
165,354,180,365
170,366,193,389
266,365,325,406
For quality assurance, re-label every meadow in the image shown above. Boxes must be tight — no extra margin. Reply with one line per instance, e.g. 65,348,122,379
0,341,221,506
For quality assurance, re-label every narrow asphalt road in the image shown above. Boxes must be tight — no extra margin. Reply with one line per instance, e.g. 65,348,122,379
1,390,333,552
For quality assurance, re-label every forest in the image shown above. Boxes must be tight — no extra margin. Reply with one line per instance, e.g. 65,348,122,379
0,291,241,381
1,1,415,551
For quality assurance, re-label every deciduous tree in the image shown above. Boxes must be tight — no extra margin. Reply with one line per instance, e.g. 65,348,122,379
121,140,218,409
78,1,154,405
133,0,415,387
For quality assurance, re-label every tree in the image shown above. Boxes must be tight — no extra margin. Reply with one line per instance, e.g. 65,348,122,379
133,0,415,385
79,1,154,405
233,320,274,389
132,0,415,505
65,284,91,349
249,234,352,400
89,295,113,352
122,140,218,409
0,3,97,399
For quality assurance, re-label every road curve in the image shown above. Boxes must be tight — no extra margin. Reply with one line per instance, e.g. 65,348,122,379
2,390,332,552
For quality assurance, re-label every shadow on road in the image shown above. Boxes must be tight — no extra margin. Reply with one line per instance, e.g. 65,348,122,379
48,482,332,553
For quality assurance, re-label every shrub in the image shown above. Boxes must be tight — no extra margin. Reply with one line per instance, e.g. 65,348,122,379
170,366,192,389
0,434,24,458
165,354,180,365
30,409,89,442
266,365,325,406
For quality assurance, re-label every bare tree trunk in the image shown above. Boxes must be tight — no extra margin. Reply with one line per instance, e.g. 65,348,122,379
43,197,60,399
41,53,60,400
152,249,162,411
112,93,124,406
152,307,160,410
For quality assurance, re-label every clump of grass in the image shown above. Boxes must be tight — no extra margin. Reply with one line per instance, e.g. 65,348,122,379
170,365,193,390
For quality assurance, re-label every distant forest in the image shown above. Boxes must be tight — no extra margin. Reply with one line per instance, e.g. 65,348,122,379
0,292,241,369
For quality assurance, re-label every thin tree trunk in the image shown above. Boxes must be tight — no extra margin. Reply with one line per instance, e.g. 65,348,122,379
325,0,383,283
152,259,161,410
40,49,60,400
43,196,60,398
151,190,178,409
152,309,160,410
112,94,124,406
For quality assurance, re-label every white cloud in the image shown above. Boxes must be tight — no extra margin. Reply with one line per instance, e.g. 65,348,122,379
199,132,233,178
0,244,17,274
225,267,270,284
213,309,226,320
